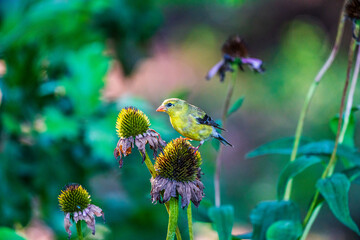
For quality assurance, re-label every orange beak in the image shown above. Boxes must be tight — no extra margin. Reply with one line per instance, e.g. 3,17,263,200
156,105,166,112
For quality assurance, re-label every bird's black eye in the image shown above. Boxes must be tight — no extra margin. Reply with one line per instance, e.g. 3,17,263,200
166,103,173,107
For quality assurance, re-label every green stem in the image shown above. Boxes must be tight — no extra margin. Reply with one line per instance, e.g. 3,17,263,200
283,2,346,201
301,33,357,240
339,45,360,142
214,68,237,207
141,150,182,240
300,203,322,240
166,198,179,240
187,203,194,240
76,221,84,240
142,151,156,178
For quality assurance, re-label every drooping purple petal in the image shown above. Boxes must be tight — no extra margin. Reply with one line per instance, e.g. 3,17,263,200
206,59,225,80
241,57,265,73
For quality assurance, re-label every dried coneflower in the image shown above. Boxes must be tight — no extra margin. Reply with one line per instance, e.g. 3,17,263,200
114,107,166,167
345,0,360,40
58,183,105,239
151,138,204,208
206,35,265,82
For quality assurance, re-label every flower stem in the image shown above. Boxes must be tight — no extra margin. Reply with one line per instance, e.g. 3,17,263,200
166,198,179,240
76,221,84,240
141,150,182,240
142,151,156,178
283,2,346,201
187,204,194,240
339,44,360,142
214,67,237,207
301,35,357,240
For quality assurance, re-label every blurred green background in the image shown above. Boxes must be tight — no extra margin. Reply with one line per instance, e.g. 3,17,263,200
0,0,359,239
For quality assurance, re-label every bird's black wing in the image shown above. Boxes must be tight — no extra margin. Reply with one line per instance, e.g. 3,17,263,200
196,114,226,131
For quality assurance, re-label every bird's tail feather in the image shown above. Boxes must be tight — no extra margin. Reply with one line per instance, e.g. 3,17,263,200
215,133,233,147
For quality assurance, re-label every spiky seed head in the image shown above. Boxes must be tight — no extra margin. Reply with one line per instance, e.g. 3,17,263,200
116,107,150,138
222,35,248,58
155,138,202,182
58,183,91,213
346,0,360,19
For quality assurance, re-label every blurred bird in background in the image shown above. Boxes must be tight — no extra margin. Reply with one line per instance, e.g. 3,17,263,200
156,98,232,149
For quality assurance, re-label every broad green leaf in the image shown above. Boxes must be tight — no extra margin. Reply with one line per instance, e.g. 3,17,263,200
317,174,360,235
247,139,360,167
277,156,323,200
329,107,359,147
227,96,245,117
250,200,301,240
208,205,234,240
0,227,26,240
266,220,302,240
342,166,360,183
246,137,311,158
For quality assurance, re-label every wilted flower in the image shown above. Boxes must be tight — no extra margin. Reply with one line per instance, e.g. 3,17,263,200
206,35,265,82
345,0,360,40
151,138,204,208
114,107,166,167
58,183,105,239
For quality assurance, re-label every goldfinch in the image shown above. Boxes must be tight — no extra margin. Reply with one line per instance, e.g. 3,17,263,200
156,98,232,148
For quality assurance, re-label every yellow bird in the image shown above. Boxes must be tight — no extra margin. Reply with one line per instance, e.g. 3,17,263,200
156,98,232,149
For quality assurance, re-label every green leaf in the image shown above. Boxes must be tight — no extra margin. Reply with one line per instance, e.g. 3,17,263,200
317,173,360,235
329,107,359,147
42,107,79,139
250,200,301,240
342,167,360,184
208,205,234,240
277,156,323,200
247,139,360,167
0,227,26,240
246,137,311,158
227,96,244,117
266,220,302,240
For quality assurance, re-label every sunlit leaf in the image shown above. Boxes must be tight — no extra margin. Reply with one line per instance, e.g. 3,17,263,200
250,200,301,240
266,220,302,240
0,227,26,240
227,96,245,117
317,174,360,235
208,205,234,240
277,156,323,200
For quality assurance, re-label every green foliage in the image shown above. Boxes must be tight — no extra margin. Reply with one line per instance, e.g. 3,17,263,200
277,156,323,200
208,205,234,240
249,200,301,240
247,138,360,166
329,107,358,147
246,137,311,158
227,96,244,117
0,227,26,240
317,174,360,235
0,0,163,238
266,220,302,240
